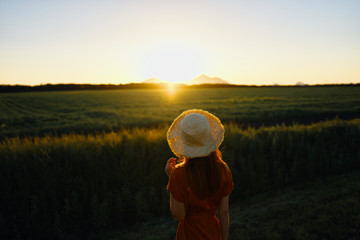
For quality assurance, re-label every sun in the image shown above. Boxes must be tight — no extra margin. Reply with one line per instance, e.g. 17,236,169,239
137,40,206,83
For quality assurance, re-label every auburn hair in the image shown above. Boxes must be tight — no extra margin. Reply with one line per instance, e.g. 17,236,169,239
184,149,229,200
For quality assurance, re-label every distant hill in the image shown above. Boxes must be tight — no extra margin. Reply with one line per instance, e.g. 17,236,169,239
142,77,167,84
295,81,308,86
185,74,230,85
142,75,230,85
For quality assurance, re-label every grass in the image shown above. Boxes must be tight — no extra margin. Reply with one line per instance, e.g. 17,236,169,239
1,86,360,138
108,170,360,240
0,119,359,239
229,171,360,240
1,85,360,240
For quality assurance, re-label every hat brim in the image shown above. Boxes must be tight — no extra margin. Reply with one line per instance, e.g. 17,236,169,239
167,109,224,158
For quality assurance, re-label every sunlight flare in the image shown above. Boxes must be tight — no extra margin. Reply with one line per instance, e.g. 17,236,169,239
164,82,180,101
137,39,207,83
166,83,176,95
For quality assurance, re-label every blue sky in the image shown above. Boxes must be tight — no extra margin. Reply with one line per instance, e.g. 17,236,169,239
1,0,359,85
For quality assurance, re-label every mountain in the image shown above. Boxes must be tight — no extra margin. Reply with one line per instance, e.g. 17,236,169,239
295,81,308,86
142,77,167,84
185,74,229,85
142,75,230,85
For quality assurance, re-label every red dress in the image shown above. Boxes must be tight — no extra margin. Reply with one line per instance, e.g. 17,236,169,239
167,164,234,240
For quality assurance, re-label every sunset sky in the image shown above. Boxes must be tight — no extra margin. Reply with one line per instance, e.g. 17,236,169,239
1,0,359,86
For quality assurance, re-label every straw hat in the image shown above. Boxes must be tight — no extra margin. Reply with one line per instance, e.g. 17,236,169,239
167,109,225,158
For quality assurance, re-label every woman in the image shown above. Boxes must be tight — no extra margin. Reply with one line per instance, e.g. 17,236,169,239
164,109,234,240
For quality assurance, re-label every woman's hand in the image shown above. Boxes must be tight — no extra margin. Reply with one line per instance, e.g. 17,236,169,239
164,157,177,177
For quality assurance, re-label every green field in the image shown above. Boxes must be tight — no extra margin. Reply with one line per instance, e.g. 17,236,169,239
1,86,360,138
112,170,360,240
1,86,360,240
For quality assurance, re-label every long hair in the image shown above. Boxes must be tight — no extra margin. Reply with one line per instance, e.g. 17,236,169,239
184,149,229,200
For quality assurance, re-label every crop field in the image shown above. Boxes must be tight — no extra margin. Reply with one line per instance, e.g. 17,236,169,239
1,86,359,138
1,86,360,240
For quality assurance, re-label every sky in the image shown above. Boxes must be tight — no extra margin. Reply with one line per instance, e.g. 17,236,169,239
0,0,359,86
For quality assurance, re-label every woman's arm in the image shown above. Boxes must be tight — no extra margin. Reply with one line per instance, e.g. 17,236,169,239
170,193,185,221
165,158,186,221
218,195,230,240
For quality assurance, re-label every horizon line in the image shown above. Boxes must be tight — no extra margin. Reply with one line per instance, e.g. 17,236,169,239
1,82,360,88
